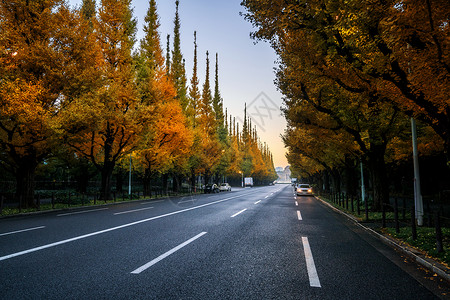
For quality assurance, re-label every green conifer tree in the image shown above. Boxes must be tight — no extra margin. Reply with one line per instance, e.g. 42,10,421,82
213,53,224,126
166,34,171,75
170,0,188,111
188,31,201,127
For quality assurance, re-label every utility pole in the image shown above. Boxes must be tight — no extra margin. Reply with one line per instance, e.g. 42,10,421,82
411,118,424,226
360,160,365,203
128,153,132,196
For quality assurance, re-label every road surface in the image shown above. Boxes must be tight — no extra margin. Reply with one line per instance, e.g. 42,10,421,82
0,185,446,299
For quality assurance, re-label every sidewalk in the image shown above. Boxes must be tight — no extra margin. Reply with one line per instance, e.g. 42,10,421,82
315,196,450,283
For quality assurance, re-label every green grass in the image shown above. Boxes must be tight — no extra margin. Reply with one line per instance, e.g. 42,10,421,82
384,227,450,267
319,195,450,267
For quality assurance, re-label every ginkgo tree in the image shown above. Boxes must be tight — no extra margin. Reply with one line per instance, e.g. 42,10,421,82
241,0,446,209
58,0,143,200
0,0,101,207
133,0,193,197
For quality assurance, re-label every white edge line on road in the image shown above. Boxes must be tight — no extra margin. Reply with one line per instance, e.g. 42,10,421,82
302,237,321,288
141,200,165,204
131,232,207,274
297,210,303,220
0,192,256,262
231,209,247,218
0,226,46,237
113,207,154,215
57,208,109,217
254,200,262,204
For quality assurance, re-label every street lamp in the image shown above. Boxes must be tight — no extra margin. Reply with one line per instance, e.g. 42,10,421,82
239,171,243,187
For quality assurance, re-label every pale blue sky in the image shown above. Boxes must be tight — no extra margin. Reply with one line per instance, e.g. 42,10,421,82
68,0,288,168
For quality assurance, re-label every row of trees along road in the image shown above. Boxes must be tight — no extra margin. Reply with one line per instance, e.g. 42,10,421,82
241,0,449,211
0,0,277,208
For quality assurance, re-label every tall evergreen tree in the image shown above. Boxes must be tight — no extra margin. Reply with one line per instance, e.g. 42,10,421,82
188,31,201,127
135,0,192,197
170,0,188,111
165,34,171,75
213,53,224,126
199,51,214,134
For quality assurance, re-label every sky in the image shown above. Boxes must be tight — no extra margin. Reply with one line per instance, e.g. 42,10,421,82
68,0,289,168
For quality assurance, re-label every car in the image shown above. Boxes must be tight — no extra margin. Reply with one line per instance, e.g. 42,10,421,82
296,184,313,196
219,183,231,191
204,184,220,193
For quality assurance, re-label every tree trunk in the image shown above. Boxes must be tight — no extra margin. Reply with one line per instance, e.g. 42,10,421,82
15,158,38,208
100,161,115,200
344,156,358,197
330,168,341,194
162,173,168,194
322,170,331,194
143,167,152,197
368,144,389,211
115,171,123,193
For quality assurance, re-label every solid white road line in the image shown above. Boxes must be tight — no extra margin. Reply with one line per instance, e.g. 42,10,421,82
302,237,321,288
0,192,256,262
254,200,262,204
297,210,303,220
57,208,109,217
131,232,207,274
113,207,154,215
141,200,165,204
0,226,46,237
231,209,247,218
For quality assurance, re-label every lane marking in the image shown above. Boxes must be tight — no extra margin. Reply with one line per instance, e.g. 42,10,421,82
141,200,165,204
57,208,109,217
297,210,303,220
131,232,207,274
0,192,257,262
0,226,46,237
302,237,321,288
113,207,154,215
231,209,247,218
264,195,269,199
254,200,262,204
295,201,298,206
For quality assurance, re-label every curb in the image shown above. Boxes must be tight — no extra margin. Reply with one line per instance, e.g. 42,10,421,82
315,196,450,283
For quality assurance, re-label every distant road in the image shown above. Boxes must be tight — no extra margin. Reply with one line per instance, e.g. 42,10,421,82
0,185,445,299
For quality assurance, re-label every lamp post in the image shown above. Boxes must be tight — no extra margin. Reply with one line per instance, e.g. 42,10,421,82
411,118,424,226
239,171,243,187
128,153,132,196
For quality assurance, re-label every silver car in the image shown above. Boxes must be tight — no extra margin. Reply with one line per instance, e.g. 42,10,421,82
296,184,313,196
219,183,231,192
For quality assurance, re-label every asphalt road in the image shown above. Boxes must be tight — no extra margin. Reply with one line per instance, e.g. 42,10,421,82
0,185,447,299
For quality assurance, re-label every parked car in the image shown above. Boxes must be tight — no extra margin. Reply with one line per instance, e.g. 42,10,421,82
204,184,220,193
296,184,313,196
219,183,231,191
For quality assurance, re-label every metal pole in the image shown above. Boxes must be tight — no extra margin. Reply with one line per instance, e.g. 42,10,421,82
360,161,365,204
411,118,424,226
128,153,132,196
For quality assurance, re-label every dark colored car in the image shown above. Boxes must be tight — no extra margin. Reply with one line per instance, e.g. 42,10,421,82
204,184,220,193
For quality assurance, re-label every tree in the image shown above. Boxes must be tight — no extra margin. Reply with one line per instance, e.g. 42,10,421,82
197,51,222,183
0,0,101,207
135,0,193,196
170,0,188,111
241,0,438,209
59,0,141,200
241,0,450,163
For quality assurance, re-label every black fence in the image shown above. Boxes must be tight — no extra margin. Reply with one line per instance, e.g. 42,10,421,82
325,192,449,253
